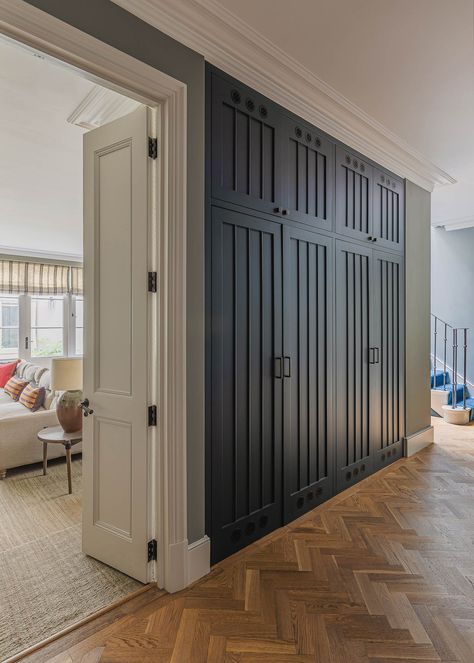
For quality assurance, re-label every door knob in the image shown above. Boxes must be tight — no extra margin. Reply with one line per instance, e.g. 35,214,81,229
80,398,94,417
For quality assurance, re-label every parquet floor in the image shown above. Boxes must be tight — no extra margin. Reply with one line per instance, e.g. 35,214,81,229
22,417,474,663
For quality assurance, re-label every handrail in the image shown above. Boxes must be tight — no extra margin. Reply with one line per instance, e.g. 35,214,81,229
431,314,469,409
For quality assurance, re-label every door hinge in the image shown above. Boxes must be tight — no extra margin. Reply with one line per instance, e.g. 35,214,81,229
148,137,158,159
148,405,157,426
148,271,157,293
147,539,157,562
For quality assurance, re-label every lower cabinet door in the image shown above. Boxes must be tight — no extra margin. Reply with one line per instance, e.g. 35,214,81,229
335,240,374,490
283,227,334,522
210,206,283,564
371,250,405,469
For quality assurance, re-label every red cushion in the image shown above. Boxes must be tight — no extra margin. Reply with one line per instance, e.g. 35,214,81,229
0,360,18,388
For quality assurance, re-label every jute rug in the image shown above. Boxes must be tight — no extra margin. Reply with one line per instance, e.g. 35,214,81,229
0,457,141,661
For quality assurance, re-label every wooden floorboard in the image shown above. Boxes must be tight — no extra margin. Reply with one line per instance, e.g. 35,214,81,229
20,418,474,662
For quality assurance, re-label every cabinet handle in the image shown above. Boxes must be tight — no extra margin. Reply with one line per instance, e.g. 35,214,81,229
274,357,282,379
367,236,373,242
372,237,377,243
283,356,291,378
282,209,288,215
375,347,380,363
369,348,375,364
273,206,283,214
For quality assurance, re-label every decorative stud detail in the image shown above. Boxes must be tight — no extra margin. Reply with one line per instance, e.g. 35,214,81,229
381,175,385,183
387,178,391,186
353,159,359,169
354,467,359,476
345,155,351,165
315,137,321,147
307,491,314,501
306,132,312,143
230,89,241,104
360,164,365,173
346,471,352,481
295,126,303,138
259,105,268,118
245,98,255,112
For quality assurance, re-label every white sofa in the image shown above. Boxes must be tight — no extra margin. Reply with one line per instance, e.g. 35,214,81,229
0,361,82,479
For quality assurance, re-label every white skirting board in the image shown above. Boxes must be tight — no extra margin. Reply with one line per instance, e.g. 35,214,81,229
187,535,211,585
404,425,434,457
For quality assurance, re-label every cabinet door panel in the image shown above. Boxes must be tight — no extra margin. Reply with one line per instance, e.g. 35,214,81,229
371,251,404,469
335,241,373,490
335,147,373,242
211,73,283,216
283,118,334,230
283,228,334,522
373,171,405,252
210,206,283,564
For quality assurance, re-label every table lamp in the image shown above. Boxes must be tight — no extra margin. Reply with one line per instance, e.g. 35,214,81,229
50,357,83,433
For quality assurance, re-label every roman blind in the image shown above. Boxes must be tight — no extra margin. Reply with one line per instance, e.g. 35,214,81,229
0,260,83,295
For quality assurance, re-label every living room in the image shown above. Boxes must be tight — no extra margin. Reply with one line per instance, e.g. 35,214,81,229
0,34,150,660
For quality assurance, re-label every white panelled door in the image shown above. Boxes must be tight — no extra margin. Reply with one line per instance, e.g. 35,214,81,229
82,106,152,583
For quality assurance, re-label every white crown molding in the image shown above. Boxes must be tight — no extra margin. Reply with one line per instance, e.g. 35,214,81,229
67,84,141,129
0,245,83,263
433,216,474,232
112,0,455,192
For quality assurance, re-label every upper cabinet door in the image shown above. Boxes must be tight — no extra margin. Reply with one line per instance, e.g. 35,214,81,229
373,170,405,252
282,118,334,231
211,73,283,216
335,146,374,242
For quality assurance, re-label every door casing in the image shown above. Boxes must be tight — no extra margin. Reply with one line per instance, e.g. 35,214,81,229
0,0,193,593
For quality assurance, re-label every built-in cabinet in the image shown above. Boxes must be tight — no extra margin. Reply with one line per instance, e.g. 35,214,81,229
207,66,405,564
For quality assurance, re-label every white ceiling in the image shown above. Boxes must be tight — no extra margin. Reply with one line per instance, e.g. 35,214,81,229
212,0,474,228
0,38,139,259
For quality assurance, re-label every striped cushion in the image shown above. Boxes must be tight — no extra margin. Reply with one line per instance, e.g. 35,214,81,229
4,376,29,401
19,383,46,411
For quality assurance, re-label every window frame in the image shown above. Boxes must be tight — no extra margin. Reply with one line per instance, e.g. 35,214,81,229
0,292,83,361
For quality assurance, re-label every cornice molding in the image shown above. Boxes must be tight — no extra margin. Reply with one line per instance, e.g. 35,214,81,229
112,0,455,192
434,216,474,231
67,85,141,129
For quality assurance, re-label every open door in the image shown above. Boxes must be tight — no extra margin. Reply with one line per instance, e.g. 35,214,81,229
82,106,152,583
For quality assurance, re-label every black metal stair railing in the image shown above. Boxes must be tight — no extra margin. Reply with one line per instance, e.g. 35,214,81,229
431,314,468,410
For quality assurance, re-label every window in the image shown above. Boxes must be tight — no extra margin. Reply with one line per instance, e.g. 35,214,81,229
73,297,83,356
30,296,64,357
0,295,19,360
0,294,83,360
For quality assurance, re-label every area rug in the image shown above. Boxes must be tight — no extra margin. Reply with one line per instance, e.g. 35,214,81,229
0,458,141,661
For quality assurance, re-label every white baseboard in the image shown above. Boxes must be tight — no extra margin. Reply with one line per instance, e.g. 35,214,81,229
404,425,434,457
187,535,210,585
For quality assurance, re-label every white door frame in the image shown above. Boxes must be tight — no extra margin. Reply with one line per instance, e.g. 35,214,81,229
0,0,191,593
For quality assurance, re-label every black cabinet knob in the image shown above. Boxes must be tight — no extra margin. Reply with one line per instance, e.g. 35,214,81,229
368,236,373,241
273,206,282,214
282,209,288,215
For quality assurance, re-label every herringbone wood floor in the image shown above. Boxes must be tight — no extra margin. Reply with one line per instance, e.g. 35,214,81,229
22,418,474,662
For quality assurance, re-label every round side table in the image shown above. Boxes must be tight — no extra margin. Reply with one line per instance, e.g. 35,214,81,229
37,425,82,494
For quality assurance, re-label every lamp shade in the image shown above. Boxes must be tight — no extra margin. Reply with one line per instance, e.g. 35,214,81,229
50,357,83,391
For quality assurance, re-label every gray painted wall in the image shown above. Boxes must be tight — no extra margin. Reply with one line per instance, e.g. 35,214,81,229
24,0,206,544
405,181,432,437
432,226,474,381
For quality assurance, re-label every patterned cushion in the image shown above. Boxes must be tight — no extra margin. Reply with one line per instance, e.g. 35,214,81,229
19,383,46,412
4,376,29,401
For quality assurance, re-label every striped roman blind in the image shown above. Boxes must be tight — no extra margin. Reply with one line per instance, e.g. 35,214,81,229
0,260,83,295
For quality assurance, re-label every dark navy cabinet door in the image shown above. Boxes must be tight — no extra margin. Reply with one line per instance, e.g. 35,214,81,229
282,117,334,231
210,206,283,564
283,227,334,522
335,147,374,242
373,170,405,253
335,240,374,490
371,251,405,469
210,72,284,217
